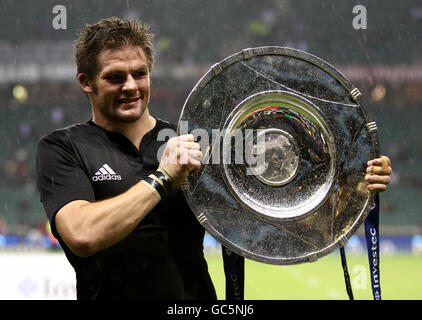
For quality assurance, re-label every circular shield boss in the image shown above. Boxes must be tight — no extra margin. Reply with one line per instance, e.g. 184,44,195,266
177,46,380,265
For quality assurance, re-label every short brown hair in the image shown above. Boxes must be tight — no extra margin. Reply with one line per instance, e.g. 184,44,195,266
75,17,154,80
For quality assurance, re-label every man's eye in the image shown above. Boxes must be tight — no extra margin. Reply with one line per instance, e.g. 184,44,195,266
133,71,146,78
106,74,124,82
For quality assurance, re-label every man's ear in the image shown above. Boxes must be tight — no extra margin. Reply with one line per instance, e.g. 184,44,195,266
78,73,94,94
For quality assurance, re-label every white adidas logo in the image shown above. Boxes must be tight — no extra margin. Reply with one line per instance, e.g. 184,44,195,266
92,164,122,182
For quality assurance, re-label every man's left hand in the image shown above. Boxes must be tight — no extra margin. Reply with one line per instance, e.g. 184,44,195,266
365,155,392,192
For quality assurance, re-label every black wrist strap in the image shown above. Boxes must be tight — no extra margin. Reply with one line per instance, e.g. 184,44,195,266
154,170,174,194
143,170,175,200
143,176,166,199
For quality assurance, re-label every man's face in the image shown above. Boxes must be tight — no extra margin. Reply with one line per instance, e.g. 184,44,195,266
88,46,151,124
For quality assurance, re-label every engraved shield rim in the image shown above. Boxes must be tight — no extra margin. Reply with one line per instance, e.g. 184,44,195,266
177,46,380,265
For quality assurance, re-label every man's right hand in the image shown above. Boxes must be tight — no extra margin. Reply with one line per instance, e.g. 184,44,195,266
158,134,202,187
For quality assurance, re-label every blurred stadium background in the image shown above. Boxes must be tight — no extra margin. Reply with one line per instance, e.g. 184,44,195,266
0,0,421,299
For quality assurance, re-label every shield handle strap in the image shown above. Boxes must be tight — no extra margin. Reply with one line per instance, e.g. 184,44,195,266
222,246,245,300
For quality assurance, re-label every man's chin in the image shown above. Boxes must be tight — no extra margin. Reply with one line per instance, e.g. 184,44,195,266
114,114,142,123
113,113,143,123
113,106,147,123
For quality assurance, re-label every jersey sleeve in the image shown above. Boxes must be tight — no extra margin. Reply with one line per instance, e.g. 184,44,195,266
36,132,95,238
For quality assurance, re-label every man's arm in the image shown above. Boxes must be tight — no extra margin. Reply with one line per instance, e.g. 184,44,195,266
55,184,159,257
365,155,392,192
54,134,202,257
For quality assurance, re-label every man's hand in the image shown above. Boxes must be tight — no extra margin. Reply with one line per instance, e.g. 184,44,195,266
365,155,392,192
158,134,202,187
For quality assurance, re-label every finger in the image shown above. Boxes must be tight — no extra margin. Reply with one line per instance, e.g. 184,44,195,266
179,141,201,150
365,174,391,185
187,157,202,171
173,149,202,165
367,155,391,167
366,165,392,175
189,149,203,160
164,142,199,165
178,134,195,142
367,159,378,167
367,183,387,192
367,158,383,167
189,157,202,166
380,155,391,166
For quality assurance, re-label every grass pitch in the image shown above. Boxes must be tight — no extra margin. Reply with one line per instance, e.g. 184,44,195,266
205,251,422,300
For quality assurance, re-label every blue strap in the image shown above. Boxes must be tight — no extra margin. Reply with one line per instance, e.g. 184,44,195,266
364,193,381,300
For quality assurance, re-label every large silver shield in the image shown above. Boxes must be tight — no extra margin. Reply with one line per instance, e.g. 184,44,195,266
177,46,379,265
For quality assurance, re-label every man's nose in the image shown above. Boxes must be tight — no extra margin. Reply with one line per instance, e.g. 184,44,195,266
122,75,137,92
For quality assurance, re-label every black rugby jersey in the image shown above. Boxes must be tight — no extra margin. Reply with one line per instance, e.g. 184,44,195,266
36,117,216,300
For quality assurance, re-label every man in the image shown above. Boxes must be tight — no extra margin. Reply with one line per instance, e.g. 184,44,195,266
36,17,392,300
36,17,214,300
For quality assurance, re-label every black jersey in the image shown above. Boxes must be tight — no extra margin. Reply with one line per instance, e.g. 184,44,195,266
36,118,216,300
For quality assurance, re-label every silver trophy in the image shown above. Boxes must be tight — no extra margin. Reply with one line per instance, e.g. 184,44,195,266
177,46,379,265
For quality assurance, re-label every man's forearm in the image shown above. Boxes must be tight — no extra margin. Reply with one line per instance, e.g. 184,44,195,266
55,180,160,257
